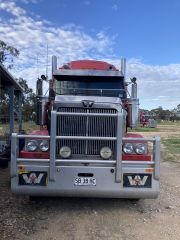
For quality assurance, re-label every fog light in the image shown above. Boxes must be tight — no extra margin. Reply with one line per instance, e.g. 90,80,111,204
100,147,112,159
59,146,71,158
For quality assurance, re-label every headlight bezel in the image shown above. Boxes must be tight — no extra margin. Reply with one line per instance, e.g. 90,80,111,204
39,140,49,152
123,143,134,154
26,140,38,152
134,143,147,155
123,142,147,155
26,139,50,152
100,146,112,160
59,146,72,159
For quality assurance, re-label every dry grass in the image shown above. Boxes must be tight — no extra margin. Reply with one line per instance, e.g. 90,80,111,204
0,121,39,136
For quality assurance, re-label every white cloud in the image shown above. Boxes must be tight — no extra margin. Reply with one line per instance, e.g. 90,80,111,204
0,0,114,90
99,58,180,109
126,60,180,109
0,0,180,110
18,0,39,4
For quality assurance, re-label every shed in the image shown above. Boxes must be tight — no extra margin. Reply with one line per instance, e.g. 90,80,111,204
0,63,23,162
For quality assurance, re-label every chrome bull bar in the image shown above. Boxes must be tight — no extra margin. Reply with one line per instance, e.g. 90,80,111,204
11,111,160,184
11,135,160,182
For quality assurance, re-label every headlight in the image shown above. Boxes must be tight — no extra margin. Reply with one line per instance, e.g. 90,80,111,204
123,143,134,154
39,140,49,152
100,147,112,159
135,143,146,154
26,140,38,152
59,146,71,158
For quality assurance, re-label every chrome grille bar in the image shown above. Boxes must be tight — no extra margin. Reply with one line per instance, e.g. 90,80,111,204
57,112,117,117
56,107,118,158
56,136,117,140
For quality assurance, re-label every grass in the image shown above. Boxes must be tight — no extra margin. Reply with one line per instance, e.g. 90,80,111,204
129,127,159,132
162,137,180,155
157,121,180,126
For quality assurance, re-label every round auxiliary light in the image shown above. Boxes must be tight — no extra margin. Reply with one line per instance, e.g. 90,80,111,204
59,146,71,159
123,143,134,154
39,140,49,152
135,143,146,155
100,147,112,160
26,140,38,152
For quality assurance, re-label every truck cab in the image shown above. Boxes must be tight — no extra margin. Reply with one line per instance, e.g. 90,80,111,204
11,56,160,199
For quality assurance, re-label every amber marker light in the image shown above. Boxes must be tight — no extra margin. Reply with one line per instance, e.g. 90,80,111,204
145,168,154,173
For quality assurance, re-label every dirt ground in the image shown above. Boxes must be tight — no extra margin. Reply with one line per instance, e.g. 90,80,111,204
0,124,180,240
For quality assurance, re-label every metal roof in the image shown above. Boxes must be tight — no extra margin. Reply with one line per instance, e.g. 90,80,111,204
0,63,23,93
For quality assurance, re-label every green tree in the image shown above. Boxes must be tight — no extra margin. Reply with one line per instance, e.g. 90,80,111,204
150,106,171,120
0,40,35,123
0,40,19,69
17,78,36,121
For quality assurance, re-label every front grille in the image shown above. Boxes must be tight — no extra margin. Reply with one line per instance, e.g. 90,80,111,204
56,107,117,159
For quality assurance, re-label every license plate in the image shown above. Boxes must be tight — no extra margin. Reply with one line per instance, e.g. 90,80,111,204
74,177,96,186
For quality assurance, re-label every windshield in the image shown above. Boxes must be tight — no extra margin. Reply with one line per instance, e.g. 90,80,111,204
55,77,126,98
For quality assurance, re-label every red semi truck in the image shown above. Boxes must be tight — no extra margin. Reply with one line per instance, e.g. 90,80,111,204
11,56,160,198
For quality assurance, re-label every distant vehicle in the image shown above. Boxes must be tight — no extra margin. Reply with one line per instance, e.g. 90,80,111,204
11,56,160,199
140,111,157,128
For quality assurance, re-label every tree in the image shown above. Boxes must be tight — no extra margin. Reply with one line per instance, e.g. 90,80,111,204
0,40,19,69
150,107,172,121
17,78,36,121
0,40,36,123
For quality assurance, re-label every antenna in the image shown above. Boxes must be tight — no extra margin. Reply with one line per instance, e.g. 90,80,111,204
46,43,49,80
37,55,39,78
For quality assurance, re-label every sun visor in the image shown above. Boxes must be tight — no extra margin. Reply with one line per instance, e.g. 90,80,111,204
53,69,124,81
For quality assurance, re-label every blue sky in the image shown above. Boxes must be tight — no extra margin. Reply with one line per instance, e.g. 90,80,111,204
0,0,180,110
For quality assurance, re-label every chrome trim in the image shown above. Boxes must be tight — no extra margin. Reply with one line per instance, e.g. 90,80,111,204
17,135,50,139
56,136,117,140
115,111,123,183
123,137,156,141
50,111,56,181
16,159,155,165
154,136,160,180
56,112,118,117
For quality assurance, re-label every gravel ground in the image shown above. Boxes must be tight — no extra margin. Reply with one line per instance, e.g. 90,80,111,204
0,126,180,240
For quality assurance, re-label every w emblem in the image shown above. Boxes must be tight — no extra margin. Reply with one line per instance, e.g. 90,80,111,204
128,175,148,186
19,172,47,186
123,174,152,188
22,173,44,184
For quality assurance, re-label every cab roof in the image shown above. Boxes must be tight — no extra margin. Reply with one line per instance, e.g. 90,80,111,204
53,60,123,80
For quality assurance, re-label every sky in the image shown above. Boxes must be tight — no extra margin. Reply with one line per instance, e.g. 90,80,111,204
0,0,180,110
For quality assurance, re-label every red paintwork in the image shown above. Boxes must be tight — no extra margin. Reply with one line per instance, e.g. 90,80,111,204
123,132,151,161
125,133,143,138
122,154,151,161
30,130,49,135
60,60,118,71
20,151,49,159
124,103,132,129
